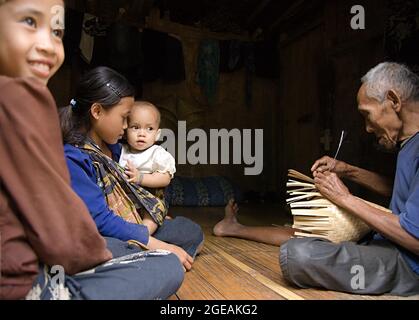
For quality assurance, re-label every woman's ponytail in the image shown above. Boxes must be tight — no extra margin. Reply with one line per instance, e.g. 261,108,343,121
58,103,87,145
58,66,135,145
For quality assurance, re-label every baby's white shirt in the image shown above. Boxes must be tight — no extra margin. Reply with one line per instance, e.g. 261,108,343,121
120,145,176,178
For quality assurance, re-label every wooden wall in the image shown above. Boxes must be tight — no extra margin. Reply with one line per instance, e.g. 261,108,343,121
277,23,325,194
140,37,278,196
48,12,279,197
276,0,396,205
49,0,399,203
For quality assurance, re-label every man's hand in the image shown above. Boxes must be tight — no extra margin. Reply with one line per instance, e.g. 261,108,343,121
312,155,393,197
314,171,351,206
311,156,349,177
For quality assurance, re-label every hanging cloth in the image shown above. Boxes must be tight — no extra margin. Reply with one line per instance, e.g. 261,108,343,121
79,14,96,64
196,39,220,106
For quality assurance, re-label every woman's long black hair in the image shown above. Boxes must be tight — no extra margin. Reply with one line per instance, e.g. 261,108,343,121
59,66,135,145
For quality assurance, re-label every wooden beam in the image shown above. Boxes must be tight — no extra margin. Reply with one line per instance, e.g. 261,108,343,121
278,17,323,48
145,7,252,41
268,0,306,32
246,0,272,25
65,4,254,41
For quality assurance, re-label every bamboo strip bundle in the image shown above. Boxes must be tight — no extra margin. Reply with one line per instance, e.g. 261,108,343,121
287,169,378,243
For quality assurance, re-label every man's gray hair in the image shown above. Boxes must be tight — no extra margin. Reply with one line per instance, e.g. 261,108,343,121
361,62,419,103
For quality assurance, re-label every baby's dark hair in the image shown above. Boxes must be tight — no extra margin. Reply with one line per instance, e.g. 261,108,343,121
132,101,161,126
59,66,134,145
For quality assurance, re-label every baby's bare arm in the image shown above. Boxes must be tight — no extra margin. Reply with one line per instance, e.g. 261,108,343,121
141,172,171,188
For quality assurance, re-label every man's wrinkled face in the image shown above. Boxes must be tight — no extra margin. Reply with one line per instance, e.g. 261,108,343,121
357,84,402,150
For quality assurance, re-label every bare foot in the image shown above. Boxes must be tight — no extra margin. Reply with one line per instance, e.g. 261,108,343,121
213,199,241,237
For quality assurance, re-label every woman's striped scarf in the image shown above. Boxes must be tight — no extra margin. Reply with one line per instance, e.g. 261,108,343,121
79,139,167,226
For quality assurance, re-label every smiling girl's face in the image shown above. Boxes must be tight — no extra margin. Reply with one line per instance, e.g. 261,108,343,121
0,0,65,85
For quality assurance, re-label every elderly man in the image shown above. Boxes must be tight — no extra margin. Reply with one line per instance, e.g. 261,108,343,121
281,62,419,296
213,62,419,296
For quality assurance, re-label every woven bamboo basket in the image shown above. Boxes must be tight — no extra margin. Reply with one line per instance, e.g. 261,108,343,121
287,169,389,243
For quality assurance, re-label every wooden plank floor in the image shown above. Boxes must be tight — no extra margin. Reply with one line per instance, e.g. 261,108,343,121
169,205,419,300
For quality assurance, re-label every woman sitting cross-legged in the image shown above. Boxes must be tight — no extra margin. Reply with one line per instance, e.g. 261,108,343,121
59,66,204,272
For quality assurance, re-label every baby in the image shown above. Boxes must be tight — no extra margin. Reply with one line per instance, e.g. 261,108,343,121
120,101,176,234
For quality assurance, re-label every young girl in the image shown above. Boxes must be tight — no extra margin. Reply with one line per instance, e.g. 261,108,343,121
59,66,204,272
120,101,176,235
0,0,185,300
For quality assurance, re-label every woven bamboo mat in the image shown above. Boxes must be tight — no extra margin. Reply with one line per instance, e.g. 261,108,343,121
169,206,416,300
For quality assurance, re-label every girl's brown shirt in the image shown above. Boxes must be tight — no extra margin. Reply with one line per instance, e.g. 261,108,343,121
0,76,112,300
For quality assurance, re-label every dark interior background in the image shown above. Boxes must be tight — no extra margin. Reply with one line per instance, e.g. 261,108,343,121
52,0,419,207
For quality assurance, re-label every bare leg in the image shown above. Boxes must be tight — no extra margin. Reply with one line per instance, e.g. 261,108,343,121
213,199,296,246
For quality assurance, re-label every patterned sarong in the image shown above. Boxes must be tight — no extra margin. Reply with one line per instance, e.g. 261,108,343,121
79,140,167,226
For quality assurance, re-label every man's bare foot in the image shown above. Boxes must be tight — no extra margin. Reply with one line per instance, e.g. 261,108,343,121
213,199,241,237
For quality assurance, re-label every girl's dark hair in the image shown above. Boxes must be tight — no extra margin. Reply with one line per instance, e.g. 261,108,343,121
59,66,135,145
